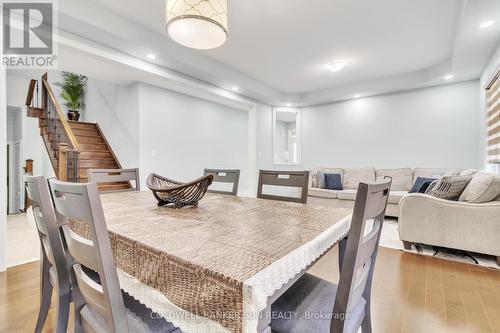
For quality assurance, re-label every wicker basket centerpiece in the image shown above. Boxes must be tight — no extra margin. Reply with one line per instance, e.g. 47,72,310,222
146,173,213,208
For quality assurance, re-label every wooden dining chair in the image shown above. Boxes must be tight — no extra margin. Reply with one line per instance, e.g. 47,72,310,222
257,170,310,203
203,168,240,195
48,179,181,333
26,176,71,333
87,168,140,193
271,178,392,333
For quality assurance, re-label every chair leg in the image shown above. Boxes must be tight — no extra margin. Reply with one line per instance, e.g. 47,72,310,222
72,287,87,333
34,257,52,333
496,256,500,267
361,302,373,333
55,292,71,333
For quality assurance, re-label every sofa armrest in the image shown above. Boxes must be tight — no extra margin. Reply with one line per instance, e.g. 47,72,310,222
399,194,500,256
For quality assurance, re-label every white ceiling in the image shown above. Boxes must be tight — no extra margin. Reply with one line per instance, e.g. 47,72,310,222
92,0,463,94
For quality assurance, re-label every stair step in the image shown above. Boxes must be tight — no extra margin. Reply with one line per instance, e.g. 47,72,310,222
79,160,118,168
79,150,113,159
98,182,131,192
27,107,45,118
75,136,104,144
71,128,100,136
68,121,97,129
79,144,108,151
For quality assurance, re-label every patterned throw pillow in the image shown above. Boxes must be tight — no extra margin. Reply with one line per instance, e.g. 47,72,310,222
425,180,439,194
317,170,326,189
428,175,473,200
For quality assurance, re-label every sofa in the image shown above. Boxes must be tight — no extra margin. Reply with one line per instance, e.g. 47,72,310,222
308,167,500,264
307,167,462,217
399,178,500,265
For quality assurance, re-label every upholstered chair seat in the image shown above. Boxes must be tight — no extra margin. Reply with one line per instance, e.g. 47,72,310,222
80,292,181,333
271,273,365,333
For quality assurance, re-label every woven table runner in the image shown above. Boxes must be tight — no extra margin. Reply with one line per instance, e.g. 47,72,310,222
70,191,351,333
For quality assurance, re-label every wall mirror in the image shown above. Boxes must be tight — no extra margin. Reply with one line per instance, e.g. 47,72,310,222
272,107,301,165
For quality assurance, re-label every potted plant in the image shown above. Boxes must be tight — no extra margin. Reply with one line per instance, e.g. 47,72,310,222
54,71,88,121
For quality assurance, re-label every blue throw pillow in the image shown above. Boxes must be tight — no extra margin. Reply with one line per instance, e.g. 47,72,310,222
325,173,343,190
410,177,437,193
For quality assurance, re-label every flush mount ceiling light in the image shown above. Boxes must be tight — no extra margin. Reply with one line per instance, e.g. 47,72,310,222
479,20,495,29
326,61,347,73
146,53,156,59
165,0,228,50
444,74,454,80
353,94,360,98
231,86,239,91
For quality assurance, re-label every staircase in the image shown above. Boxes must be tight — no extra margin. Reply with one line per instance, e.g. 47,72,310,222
26,73,130,192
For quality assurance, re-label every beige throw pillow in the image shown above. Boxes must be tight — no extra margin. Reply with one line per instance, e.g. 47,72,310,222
428,175,472,200
459,173,500,203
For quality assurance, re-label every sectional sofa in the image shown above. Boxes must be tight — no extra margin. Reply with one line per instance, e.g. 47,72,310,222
308,167,500,264
307,167,460,217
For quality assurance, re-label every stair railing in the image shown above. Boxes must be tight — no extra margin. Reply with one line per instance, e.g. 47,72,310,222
40,73,81,182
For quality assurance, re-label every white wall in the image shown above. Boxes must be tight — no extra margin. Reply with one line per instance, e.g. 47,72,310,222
259,80,481,170
7,107,21,142
83,79,140,168
480,44,500,174
1,67,7,271
138,83,250,192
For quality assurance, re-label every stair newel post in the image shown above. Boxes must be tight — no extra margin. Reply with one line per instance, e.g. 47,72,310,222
58,143,69,181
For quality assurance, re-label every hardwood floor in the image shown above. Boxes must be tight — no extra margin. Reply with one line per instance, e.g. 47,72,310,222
1,247,499,333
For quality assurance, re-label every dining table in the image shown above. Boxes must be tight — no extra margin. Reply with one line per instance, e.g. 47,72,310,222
70,191,352,333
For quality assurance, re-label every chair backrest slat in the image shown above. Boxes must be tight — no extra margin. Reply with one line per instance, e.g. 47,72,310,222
204,168,240,195
63,226,99,271
88,168,140,193
331,179,391,332
257,170,309,203
25,176,70,296
73,264,107,314
49,179,128,333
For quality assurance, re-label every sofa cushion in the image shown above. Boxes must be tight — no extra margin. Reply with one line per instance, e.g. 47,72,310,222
459,172,500,203
442,170,462,177
409,177,437,193
309,168,343,188
412,168,444,183
376,168,413,191
343,167,375,190
428,175,472,200
308,187,339,199
324,173,343,190
460,169,478,176
337,189,357,201
388,191,408,204
317,170,326,189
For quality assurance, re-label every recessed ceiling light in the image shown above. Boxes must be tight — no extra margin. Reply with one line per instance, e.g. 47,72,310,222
231,86,239,91
326,61,347,73
353,94,360,98
479,20,495,29
146,54,156,60
444,74,454,80
286,103,291,107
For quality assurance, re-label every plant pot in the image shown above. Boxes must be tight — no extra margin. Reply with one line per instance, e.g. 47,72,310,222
67,110,80,121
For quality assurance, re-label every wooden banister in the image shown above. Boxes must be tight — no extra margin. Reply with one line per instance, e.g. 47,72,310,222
25,79,37,106
42,75,81,151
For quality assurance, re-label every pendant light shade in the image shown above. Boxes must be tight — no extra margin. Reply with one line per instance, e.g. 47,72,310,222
166,0,228,50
